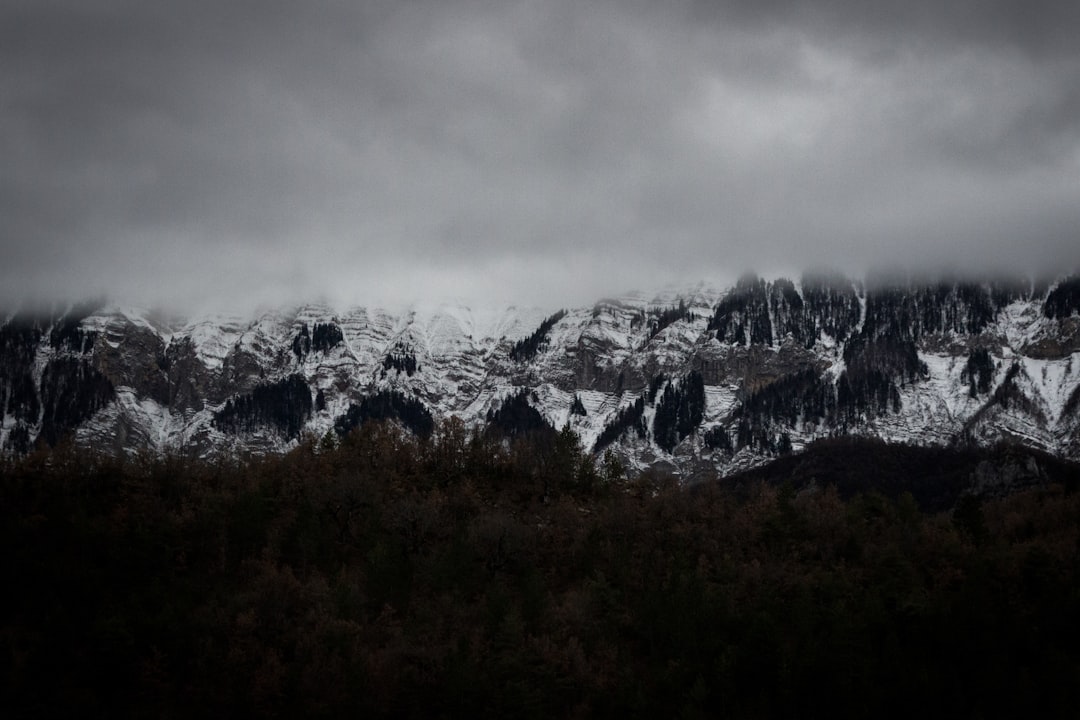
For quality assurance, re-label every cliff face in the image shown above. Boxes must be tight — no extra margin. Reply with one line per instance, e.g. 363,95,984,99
3,273,1079,477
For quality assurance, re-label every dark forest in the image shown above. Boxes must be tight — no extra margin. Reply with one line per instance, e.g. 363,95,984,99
3,423,1080,718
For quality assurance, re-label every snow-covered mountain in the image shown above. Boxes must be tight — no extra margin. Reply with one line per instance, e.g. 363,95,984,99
3,272,1080,478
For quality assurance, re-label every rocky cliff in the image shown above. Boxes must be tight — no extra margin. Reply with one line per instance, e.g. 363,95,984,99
3,272,1080,478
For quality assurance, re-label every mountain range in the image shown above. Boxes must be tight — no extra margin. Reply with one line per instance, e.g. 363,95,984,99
3,272,1080,479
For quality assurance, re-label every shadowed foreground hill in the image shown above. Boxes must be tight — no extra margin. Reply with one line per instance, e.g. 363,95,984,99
722,437,1080,513
3,422,1080,717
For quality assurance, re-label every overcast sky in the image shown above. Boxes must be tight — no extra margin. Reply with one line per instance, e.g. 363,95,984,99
3,0,1078,311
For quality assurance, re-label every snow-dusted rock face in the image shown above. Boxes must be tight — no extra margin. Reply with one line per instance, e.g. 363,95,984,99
2,273,1079,478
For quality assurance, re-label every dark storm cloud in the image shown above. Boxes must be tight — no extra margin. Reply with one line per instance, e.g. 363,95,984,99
1,1,1078,310
705,0,1080,56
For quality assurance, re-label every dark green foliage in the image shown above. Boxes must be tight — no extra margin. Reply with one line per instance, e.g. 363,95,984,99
836,367,901,419
733,350,922,452
862,277,1014,341
734,417,791,454
4,432,1080,717
1064,383,1080,418
709,273,863,348
738,368,834,429
678,371,706,437
708,274,1013,350
702,425,733,454
994,363,1027,410
6,371,41,424
953,494,988,544
912,281,999,335
509,310,566,362
335,389,435,439
709,273,772,346
382,344,418,376
485,389,554,439
798,271,862,344
653,384,679,452
570,394,587,417
768,277,806,345
4,422,32,454
989,276,1035,306
3,363,40,424
593,395,646,452
962,347,995,397
988,363,1046,422
843,333,926,385
13,302,131,448
835,333,926,421
951,281,1010,332
646,372,666,404
957,364,1047,441
1,316,45,426
39,357,116,446
48,301,101,354
730,436,1080,511
653,371,706,453
648,299,691,339
1043,276,1080,319
294,322,345,360
1,314,43,369
861,280,916,340
214,374,313,439
706,277,977,448
291,323,310,360
311,322,344,352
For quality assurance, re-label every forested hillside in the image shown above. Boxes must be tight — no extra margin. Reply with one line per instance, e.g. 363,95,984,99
4,272,1080,472
3,421,1080,717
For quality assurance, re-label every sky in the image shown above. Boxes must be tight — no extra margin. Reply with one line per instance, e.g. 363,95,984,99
2,0,1079,312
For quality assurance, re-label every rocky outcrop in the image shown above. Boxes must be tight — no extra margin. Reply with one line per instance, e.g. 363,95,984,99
2,274,1079,478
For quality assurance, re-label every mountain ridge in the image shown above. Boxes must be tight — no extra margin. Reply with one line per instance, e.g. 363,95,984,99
2,272,1079,477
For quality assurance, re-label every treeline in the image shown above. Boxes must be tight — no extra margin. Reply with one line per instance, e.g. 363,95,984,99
382,344,418,376
653,371,706,452
292,322,344,360
3,431,1080,717
1,317,44,454
962,347,995,397
709,272,1048,350
335,389,435,439
730,335,926,456
593,395,646,452
485,389,554,439
214,374,313,439
859,277,1023,340
728,436,1080,512
647,299,692,339
710,274,774,345
2,306,114,454
710,273,863,348
509,310,566,362
38,357,116,448
1044,275,1080,319
592,370,707,454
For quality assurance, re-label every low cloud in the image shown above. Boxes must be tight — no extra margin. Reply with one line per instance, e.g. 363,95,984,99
2,1,1078,311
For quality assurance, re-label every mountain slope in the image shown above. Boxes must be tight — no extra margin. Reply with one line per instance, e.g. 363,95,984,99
3,273,1079,476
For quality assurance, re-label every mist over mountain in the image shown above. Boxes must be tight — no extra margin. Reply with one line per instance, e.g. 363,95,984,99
5,4,1080,714
4,271,1079,490
4,2,1080,311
